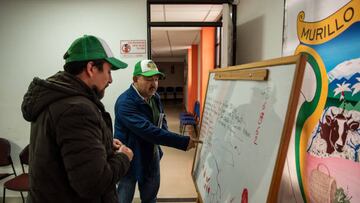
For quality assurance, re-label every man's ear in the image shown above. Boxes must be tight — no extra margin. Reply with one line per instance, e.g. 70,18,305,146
86,61,95,77
133,76,138,83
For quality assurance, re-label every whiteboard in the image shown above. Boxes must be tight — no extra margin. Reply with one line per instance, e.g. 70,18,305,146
192,55,306,203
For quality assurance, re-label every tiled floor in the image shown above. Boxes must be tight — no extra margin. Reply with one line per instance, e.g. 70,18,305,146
133,100,198,202
159,101,197,198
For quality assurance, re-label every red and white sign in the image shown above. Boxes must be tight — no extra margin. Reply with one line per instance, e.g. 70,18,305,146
120,40,146,57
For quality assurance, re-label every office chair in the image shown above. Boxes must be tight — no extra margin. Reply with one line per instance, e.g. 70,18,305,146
157,86,166,99
0,138,16,181
1,137,17,203
3,144,29,203
165,87,175,100
180,101,200,135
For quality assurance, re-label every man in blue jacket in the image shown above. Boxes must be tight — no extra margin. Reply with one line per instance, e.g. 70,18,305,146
114,59,197,203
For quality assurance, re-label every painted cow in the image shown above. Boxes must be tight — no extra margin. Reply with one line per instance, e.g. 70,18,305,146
319,109,360,154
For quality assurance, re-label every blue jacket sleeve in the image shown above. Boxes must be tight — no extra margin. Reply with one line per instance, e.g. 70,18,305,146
117,99,189,151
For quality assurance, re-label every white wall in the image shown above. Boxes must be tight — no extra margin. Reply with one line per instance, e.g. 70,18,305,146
235,0,285,64
0,0,147,197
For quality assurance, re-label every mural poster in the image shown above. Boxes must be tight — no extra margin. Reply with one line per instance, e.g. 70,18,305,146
282,0,360,202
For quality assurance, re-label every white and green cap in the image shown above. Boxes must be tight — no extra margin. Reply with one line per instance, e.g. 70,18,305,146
133,59,165,78
64,35,127,70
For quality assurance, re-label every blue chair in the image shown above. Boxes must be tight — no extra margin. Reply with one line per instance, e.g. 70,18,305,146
157,87,165,99
165,87,175,99
179,100,199,119
180,101,200,135
175,86,183,100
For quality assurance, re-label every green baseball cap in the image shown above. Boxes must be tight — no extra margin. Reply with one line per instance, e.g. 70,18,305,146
63,35,127,70
133,59,165,79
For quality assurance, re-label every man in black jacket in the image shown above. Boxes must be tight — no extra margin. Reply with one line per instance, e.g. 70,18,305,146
21,35,133,203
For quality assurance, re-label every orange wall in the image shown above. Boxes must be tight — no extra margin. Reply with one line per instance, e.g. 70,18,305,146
187,45,198,112
200,27,215,113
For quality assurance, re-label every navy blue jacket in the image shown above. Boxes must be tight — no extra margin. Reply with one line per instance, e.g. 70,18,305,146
114,85,190,181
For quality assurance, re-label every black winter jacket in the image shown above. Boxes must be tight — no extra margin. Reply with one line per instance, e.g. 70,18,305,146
21,71,130,203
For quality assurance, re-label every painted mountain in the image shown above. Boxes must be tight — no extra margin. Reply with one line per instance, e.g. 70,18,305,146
328,58,360,107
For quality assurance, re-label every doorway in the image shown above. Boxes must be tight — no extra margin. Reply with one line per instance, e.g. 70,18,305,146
146,1,237,202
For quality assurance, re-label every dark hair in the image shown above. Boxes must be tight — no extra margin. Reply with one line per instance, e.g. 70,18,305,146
64,59,106,75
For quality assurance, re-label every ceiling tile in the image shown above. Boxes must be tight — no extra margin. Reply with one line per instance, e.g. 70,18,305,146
205,10,222,21
167,30,199,46
151,5,163,11
151,5,164,21
152,27,201,31
150,4,223,58
164,5,213,11
165,11,209,22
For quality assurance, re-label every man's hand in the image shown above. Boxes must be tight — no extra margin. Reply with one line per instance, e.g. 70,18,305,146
186,137,202,151
113,138,133,161
113,138,123,150
117,145,134,161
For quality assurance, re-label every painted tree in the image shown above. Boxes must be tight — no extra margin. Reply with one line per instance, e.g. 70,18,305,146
334,81,352,101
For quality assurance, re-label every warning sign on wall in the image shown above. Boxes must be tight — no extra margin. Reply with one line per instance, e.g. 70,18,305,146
120,40,146,57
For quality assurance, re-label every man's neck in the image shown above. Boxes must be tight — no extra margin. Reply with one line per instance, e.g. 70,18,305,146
132,83,150,102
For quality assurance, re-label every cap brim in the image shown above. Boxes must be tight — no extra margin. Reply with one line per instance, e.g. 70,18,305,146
105,57,128,70
140,70,165,79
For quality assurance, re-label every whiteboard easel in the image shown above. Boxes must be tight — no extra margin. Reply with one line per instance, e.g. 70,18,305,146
192,55,306,203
